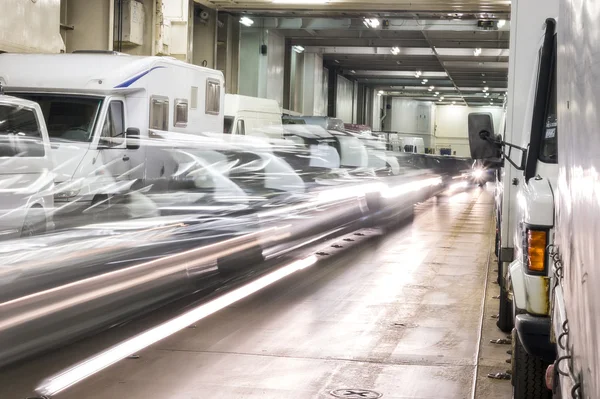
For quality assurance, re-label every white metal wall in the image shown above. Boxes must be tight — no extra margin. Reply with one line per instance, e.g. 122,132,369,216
0,0,64,53
434,105,504,156
335,74,354,123
301,53,327,116
388,98,434,143
266,30,284,107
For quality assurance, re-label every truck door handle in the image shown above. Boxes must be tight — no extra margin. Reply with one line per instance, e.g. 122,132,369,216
122,155,130,161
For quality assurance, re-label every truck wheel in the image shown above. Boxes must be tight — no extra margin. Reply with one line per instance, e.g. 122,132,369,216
496,284,513,332
512,328,552,399
20,206,46,237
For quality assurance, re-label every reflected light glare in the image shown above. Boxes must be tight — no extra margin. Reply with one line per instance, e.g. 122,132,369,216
449,181,469,191
36,255,318,397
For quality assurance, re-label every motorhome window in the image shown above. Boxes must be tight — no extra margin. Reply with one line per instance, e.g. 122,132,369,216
205,79,220,115
150,96,169,130
236,119,245,135
0,104,44,157
100,101,125,146
174,99,188,127
190,86,198,110
539,57,557,163
12,94,102,142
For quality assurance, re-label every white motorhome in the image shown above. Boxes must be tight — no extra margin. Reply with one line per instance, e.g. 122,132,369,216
0,52,224,215
0,94,54,238
469,17,558,398
223,94,283,138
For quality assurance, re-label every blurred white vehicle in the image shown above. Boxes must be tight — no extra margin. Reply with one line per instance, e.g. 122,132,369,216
224,94,283,139
0,52,225,216
0,94,54,238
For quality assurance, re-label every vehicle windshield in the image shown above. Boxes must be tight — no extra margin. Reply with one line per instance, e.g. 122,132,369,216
0,103,44,157
540,57,557,163
11,94,103,143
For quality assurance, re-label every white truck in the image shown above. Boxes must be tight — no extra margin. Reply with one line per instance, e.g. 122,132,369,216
0,93,54,238
0,51,225,218
223,94,283,138
470,17,558,398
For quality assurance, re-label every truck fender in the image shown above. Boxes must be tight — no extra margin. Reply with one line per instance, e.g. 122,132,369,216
509,259,527,311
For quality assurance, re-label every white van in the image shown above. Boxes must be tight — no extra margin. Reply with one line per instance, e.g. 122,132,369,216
224,94,283,138
0,95,54,238
0,52,224,215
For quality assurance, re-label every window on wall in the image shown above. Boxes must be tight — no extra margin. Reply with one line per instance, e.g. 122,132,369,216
174,99,188,127
150,96,169,130
190,86,198,110
205,79,220,115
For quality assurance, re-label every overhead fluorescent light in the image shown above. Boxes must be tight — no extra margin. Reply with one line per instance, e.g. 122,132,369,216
239,16,254,27
363,18,380,28
440,96,445,100
484,86,489,91
473,48,482,56
429,86,435,90
334,59,340,64
497,19,506,28
438,98,442,102
390,46,400,55
452,101,456,105
435,91,439,95
350,70,356,74
378,90,384,95
292,45,305,53
414,70,422,78
422,79,428,83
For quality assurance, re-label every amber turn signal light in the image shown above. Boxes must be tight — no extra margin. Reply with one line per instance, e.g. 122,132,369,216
527,230,547,272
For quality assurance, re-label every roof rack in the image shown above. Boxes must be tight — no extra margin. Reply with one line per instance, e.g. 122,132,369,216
72,50,129,56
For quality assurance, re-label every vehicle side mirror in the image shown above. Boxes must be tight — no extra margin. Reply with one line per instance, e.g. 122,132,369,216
126,128,140,150
468,128,500,160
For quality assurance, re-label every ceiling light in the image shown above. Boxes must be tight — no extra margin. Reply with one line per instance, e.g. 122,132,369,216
435,91,439,95
363,18,380,28
390,46,400,55
439,98,442,102
292,45,305,53
334,59,340,64
497,19,506,28
239,17,254,27
452,101,456,105
434,93,438,96
378,90,384,95
440,96,445,100
473,48,482,56
429,85,434,89
415,70,422,78
483,80,487,83
350,70,356,74
423,79,428,83
484,86,489,91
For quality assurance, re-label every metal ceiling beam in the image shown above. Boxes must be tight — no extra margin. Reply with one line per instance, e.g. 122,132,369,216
346,70,448,77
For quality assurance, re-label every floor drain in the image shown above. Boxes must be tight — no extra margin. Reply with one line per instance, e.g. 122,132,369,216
330,388,382,398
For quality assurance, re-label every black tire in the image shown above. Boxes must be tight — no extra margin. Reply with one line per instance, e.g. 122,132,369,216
512,328,552,399
496,283,513,332
20,207,46,237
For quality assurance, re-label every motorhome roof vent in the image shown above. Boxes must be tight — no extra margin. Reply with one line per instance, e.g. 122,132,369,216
72,50,129,56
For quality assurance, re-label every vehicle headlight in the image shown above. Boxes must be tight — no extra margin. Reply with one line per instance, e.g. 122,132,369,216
55,188,80,199
472,169,484,179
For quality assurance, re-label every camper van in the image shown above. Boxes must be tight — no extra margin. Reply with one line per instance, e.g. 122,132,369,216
0,94,54,238
0,52,225,215
224,94,283,138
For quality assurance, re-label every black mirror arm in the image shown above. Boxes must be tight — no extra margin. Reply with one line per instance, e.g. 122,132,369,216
501,141,528,171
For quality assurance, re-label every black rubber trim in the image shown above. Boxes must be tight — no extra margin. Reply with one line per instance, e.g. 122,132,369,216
525,18,556,182
515,314,556,363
